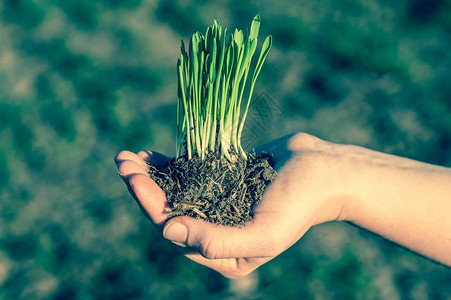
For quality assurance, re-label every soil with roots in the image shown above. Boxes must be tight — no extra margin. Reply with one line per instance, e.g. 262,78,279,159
148,149,277,226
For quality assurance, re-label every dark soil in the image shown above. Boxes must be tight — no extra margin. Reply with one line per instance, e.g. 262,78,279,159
148,149,277,226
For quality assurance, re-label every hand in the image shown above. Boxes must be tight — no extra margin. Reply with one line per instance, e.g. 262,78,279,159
115,133,348,278
115,132,451,277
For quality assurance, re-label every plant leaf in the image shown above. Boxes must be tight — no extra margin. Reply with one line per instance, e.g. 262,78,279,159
234,29,244,47
250,14,261,40
252,35,272,83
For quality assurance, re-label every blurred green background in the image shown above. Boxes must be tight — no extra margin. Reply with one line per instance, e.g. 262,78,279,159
1,0,451,299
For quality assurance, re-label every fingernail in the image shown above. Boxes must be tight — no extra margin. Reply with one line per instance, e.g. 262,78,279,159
163,222,188,247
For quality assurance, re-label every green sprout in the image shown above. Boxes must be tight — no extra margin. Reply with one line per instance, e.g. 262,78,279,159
176,15,272,161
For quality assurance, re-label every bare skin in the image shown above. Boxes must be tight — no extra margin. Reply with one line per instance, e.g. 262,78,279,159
115,133,451,278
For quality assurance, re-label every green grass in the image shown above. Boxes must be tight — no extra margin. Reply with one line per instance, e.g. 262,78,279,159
176,15,272,161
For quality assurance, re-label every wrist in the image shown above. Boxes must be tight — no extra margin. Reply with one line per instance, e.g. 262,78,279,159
308,143,372,226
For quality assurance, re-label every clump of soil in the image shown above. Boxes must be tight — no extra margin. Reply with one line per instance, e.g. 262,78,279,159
148,149,277,226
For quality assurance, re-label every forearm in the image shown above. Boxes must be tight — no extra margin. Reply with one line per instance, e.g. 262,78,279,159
342,145,451,265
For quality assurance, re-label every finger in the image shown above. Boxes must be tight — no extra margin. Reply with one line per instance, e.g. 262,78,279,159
129,173,169,227
115,150,148,170
116,160,150,214
161,212,291,259
117,159,149,182
137,150,170,168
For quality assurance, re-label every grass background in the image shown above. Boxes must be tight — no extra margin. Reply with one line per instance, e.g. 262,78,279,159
1,0,451,299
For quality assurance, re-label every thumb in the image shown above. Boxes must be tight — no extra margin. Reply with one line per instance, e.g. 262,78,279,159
162,213,289,259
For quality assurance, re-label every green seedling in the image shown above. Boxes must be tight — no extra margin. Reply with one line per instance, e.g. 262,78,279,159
176,15,272,161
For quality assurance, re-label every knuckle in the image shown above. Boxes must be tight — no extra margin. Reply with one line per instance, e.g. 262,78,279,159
287,133,312,150
128,173,141,185
198,232,223,259
288,132,323,151
264,227,285,256
221,260,256,279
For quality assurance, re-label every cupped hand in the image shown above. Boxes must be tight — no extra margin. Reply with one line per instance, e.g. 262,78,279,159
115,133,348,278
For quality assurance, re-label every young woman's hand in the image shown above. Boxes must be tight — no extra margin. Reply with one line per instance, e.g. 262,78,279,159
115,133,348,277
115,133,451,278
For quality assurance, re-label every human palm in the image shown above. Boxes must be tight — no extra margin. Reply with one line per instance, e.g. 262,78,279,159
115,133,346,278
